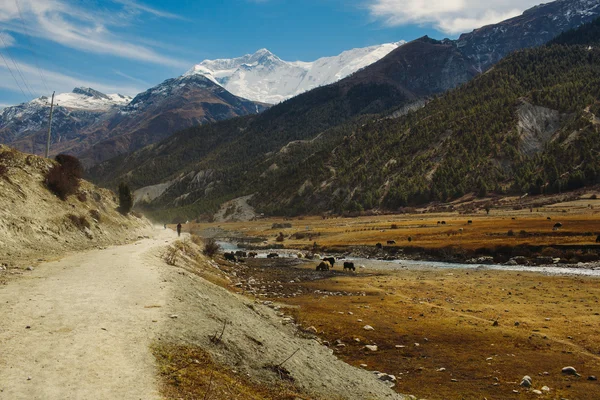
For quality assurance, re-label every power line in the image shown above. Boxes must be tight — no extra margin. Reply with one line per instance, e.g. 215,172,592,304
0,47,28,102
0,31,37,99
14,0,50,94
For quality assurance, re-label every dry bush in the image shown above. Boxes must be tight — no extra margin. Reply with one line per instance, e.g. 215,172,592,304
46,154,83,200
67,214,90,230
203,238,220,257
77,192,87,202
89,209,101,222
189,234,203,246
0,165,7,178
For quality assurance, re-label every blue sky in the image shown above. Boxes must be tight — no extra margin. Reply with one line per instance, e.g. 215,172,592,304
0,0,542,107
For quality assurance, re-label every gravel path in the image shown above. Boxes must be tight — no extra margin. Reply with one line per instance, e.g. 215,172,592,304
0,228,176,399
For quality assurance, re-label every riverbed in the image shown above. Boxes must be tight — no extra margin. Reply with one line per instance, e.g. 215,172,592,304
218,241,600,277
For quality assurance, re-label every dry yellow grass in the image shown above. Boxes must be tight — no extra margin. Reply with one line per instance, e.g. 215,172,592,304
278,269,600,399
185,196,600,251
153,343,312,400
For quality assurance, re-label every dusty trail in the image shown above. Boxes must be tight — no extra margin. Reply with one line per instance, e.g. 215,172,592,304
0,228,176,400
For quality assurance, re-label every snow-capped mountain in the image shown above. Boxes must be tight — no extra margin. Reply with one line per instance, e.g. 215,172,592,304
0,87,129,145
185,42,405,104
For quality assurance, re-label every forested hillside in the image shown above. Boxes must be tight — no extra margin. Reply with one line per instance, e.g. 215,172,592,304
254,43,600,214
90,14,600,221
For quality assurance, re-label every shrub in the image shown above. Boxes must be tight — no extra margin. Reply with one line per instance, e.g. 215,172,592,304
592,194,598,200
89,209,101,222
55,154,83,178
507,230,515,237
276,232,285,242
45,154,83,200
77,192,87,202
0,165,7,178
391,224,398,229
67,214,90,230
203,238,220,257
118,182,134,215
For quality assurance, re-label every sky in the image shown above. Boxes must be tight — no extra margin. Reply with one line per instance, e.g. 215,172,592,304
0,0,544,107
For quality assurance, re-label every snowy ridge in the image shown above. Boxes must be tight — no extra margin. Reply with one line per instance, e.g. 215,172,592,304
27,87,132,112
185,42,406,104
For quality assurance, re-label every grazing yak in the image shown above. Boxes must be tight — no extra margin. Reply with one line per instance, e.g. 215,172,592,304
387,240,396,245
376,243,383,249
468,220,473,224
343,262,355,271
248,252,258,258
553,222,563,231
235,250,247,258
316,261,331,271
224,252,236,262
323,257,336,267
267,253,279,258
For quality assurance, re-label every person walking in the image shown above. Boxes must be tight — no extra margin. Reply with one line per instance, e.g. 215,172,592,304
176,222,182,237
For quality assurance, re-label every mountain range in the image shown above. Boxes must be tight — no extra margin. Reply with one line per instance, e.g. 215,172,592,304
186,43,405,104
88,0,600,221
0,42,407,164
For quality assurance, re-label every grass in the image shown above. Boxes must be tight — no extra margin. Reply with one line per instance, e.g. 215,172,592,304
185,196,600,258
277,269,600,400
153,343,311,400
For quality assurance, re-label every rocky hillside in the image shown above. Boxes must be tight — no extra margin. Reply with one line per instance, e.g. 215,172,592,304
0,145,150,270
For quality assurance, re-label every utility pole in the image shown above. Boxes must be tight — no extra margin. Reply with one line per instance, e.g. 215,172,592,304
45,91,55,158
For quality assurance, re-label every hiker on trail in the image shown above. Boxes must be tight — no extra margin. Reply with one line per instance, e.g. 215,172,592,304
176,223,182,237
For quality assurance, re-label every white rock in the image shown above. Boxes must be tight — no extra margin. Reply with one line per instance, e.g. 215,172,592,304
363,325,374,331
541,386,550,392
562,366,579,376
365,345,378,351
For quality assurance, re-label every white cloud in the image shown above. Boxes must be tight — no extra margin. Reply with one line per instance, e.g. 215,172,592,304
367,0,542,34
0,0,190,68
112,0,188,20
0,32,16,48
0,60,143,100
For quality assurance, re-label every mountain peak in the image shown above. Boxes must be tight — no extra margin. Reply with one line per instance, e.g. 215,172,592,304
254,48,273,56
72,87,110,100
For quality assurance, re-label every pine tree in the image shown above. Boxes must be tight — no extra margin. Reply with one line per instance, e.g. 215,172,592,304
118,182,134,215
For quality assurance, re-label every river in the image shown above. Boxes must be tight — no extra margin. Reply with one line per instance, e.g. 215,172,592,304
217,241,600,277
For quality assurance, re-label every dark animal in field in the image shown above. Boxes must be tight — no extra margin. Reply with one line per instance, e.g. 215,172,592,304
468,220,473,224
547,217,552,220
343,262,355,271
553,222,563,231
387,240,396,245
267,253,279,258
437,221,441,224
376,243,383,249
316,261,331,271
224,252,237,262
441,221,446,225
323,257,336,267
235,250,247,258
248,252,258,258
596,235,600,243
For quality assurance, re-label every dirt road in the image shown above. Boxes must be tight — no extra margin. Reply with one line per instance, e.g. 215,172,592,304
0,228,176,400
